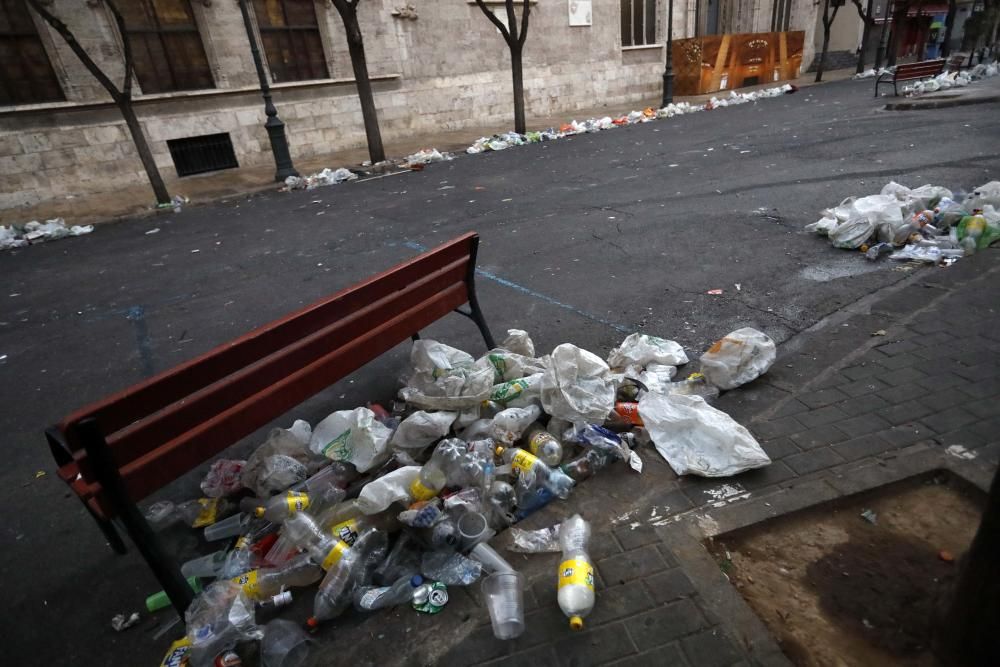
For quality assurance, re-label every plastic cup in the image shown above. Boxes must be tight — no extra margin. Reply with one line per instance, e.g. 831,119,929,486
261,618,313,667
457,511,491,552
203,512,246,541
482,571,525,640
469,542,514,574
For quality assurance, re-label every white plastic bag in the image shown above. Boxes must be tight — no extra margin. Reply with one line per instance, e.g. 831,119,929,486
241,424,320,497
699,327,776,390
638,363,678,394
607,333,689,368
540,344,615,423
390,410,457,451
805,197,856,235
491,404,542,445
481,349,546,382
829,215,875,249
963,181,1000,211
309,407,392,472
638,393,770,477
357,466,421,514
501,329,535,357
399,340,495,410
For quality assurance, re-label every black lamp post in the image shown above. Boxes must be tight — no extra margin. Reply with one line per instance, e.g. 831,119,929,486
237,0,298,182
662,0,675,106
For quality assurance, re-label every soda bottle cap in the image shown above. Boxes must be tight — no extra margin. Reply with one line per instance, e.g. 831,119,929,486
569,616,584,631
495,445,505,455
306,616,319,629
410,575,424,587
253,507,266,518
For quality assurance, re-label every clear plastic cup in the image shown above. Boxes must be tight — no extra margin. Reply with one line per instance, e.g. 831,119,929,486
261,618,313,667
482,571,525,640
469,542,514,574
203,512,246,541
457,511,491,552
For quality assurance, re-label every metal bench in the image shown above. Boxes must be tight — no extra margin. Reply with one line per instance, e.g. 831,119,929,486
45,232,495,613
875,58,945,96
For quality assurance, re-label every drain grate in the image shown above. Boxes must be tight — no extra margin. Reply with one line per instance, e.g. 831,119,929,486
167,132,239,177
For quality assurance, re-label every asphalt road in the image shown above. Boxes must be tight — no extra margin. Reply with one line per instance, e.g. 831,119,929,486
3,77,999,665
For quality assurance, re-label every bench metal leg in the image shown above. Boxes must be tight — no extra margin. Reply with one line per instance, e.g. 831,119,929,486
465,235,497,350
411,332,420,342
76,417,195,615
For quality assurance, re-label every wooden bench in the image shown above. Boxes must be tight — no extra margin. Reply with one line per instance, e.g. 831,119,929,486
946,53,966,72
45,232,495,613
874,59,945,96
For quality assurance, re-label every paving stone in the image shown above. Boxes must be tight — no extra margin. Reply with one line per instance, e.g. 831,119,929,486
835,412,893,439
832,433,896,461
614,524,661,552
878,352,922,370
627,600,706,651
790,425,848,449
952,363,1000,382
956,377,1000,399
796,405,850,429
798,387,850,409
484,643,559,667
586,579,656,627
879,423,936,447
749,415,805,440
784,448,845,475
771,398,810,419
964,397,998,419
598,545,668,585
935,429,988,448
606,643,688,667
840,363,884,381
880,366,928,387
837,377,890,398
440,623,511,666
921,407,979,433
919,388,978,412
916,371,971,391
655,544,680,568
520,605,578,649
591,531,624,560
556,621,637,667
645,568,696,605
681,628,746,667
910,318,950,334
968,417,1000,442
735,461,796,490
879,383,927,405
835,394,890,418
877,399,936,426
761,437,800,459
875,339,922,356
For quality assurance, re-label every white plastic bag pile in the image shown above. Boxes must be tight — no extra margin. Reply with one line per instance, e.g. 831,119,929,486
902,61,999,96
403,148,453,167
0,217,94,250
804,179,1000,264
282,167,358,191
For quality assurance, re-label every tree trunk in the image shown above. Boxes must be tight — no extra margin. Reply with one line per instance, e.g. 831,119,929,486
857,0,876,72
118,100,170,204
510,44,526,134
888,6,907,66
335,4,385,164
816,29,832,82
936,467,1000,666
942,0,958,57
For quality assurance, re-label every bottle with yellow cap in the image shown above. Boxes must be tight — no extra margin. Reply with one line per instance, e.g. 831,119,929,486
230,552,321,600
308,528,389,627
557,514,594,631
408,447,450,502
241,490,312,523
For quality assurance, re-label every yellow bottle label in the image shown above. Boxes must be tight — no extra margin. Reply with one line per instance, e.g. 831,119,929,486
511,449,538,475
285,491,310,514
160,637,192,667
321,540,350,570
234,536,249,550
192,498,219,528
558,558,595,590
330,518,360,546
231,569,260,599
409,477,438,501
528,431,553,456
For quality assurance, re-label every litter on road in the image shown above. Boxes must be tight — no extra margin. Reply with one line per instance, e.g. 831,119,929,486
0,217,93,250
154,325,774,664
805,179,1000,265
901,62,999,96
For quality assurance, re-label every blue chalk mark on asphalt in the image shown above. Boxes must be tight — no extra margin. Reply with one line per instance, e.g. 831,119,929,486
125,305,156,378
403,240,629,333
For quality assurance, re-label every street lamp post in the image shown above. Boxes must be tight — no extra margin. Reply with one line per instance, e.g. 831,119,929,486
662,0,675,106
237,0,298,182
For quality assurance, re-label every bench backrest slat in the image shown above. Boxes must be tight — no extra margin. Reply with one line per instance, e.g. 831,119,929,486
894,59,945,80
60,233,480,502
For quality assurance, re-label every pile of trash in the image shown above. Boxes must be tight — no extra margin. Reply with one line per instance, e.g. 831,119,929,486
282,167,358,191
402,148,453,168
805,180,1000,264
853,67,892,80
902,61,999,96
0,217,93,251
150,327,776,665
467,84,796,154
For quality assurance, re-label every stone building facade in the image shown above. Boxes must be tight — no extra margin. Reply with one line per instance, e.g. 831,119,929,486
0,0,820,217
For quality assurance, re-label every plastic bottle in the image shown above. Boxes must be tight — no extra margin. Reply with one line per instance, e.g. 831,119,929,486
353,574,423,611
326,512,400,546
491,405,542,445
495,446,575,499
560,446,621,483
231,553,322,600
557,515,595,631
521,424,564,467
308,529,389,626
241,491,311,523
409,447,450,501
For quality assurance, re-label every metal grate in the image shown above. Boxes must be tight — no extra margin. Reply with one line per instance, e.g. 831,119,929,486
167,133,239,177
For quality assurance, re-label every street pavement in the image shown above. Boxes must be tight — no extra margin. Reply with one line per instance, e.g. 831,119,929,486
2,76,998,666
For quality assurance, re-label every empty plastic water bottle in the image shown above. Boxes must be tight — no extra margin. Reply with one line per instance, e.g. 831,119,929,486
353,574,423,611
308,529,389,626
409,446,450,501
557,514,595,631
495,446,575,499
521,423,563,467
241,491,312,523
231,552,322,600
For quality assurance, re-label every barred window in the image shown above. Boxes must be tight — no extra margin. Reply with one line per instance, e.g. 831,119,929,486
119,0,215,94
620,0,657,47
252,0,329,83
0,0,64,105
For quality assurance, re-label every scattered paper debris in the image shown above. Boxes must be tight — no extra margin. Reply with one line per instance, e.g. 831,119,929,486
111,612,140,632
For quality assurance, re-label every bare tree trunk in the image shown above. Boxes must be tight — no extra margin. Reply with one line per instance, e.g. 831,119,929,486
26,0,170,205
815,0,839,82
935,467,1000,666
331,0,384,164
475,0,531,135
888,3,909,66
855,0,876,72
942,0,958,57
510,44,525,134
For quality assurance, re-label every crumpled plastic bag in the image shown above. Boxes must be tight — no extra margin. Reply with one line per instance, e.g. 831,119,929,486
200,459,246,498
241,421,320,497
540,344,615,423
399,340,494,410
185,581,261,667
390,410,457,451
889,244,963,263
309,407,392,473
357,466,421,514
638,392,770,477
508,524,562,553
963,181,1000,211
806,197,856,236
482,349,546,383
501,329,535,357
638,363,678,394
491,404,542,445
607,333,689,368
699,328,776,390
